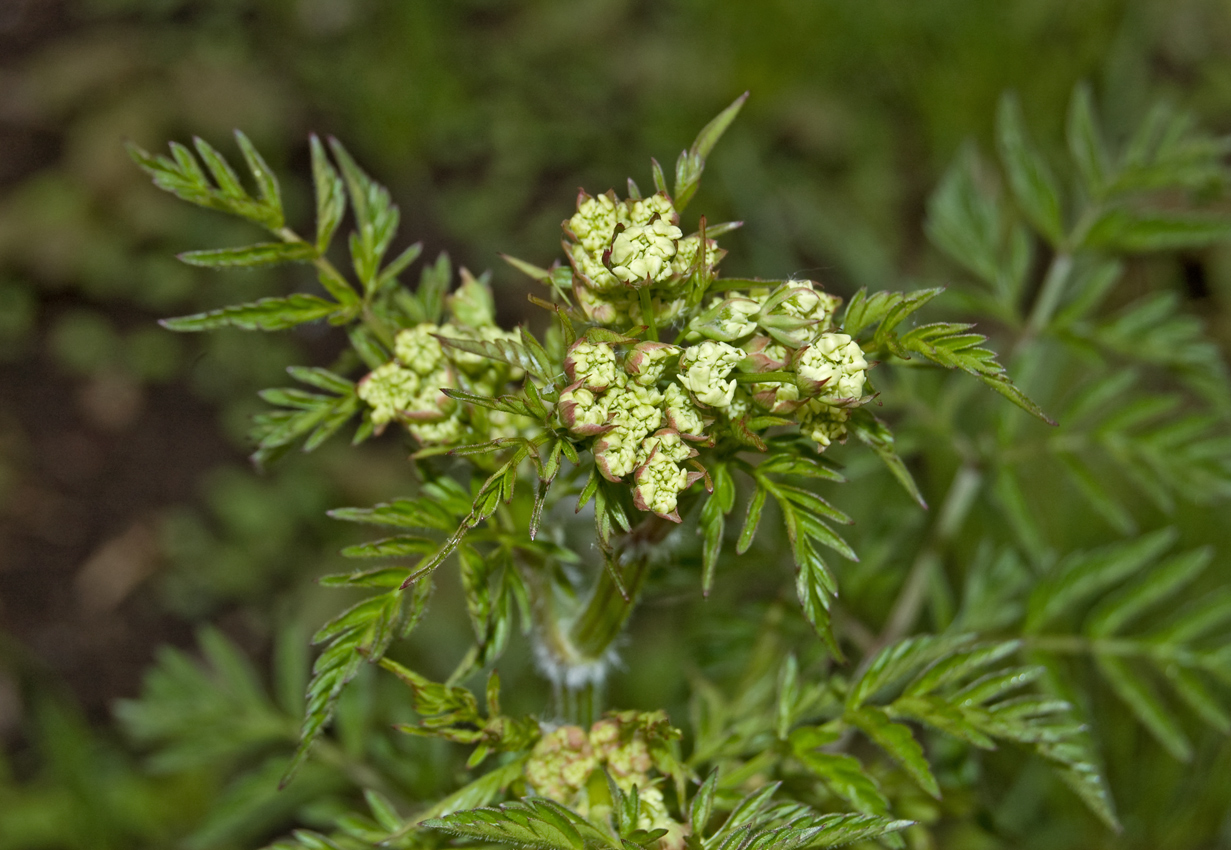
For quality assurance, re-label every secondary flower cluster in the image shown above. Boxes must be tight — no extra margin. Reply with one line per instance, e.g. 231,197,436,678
356,274,527,446
564,190,724,328
554,279,871,521
556,339,707,522
523,712,681,842
683,280,871,448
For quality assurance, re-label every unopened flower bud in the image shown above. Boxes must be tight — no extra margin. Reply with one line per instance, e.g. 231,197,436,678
795,333,868,400
357,362,421,427
625,342,680,387
564,341,619,390
566,191,621,254
394,324,446,375
611,219,684,286
663,384,708,441
678,341,743,409
556,382,612,435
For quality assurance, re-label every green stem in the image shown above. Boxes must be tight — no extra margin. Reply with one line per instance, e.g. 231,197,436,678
733,370,793,384
639,287,659,342
568,554,652,660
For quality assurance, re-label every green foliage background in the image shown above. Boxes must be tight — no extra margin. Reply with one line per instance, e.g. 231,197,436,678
1,1,1230,849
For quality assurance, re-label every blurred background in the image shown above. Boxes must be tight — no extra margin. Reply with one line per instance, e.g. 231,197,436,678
1,1,1230,847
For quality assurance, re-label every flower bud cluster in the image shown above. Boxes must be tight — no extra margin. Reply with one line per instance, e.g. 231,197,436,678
557,339,711,522
356,276,528,446
679,280,871,450
563,189,724,327
523,713,680,840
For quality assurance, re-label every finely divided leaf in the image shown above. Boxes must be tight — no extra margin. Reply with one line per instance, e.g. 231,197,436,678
161,294,340,332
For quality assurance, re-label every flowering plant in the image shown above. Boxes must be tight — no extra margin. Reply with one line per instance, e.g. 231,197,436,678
124,88,1231,849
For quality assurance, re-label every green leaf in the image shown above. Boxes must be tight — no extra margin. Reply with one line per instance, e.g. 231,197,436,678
1066,83,1111,198
1165,666,1231,733
310,135,347,252
437,331,551,383
673,91,748,211
736,485,767,555
1083,209,1231,252
1096,655,1192,761
340,536,438,559
1025,527,1178,633
925,143,1003,288
904,640,1022,697
1084,548,1211,637
796,552,841,661
178,241,317,269
282,582,430,787
689,769,719,836
233,130,283,224
847,706,941,798
848,634,975,708
996,93,1065,245
793,750,889,816
423,798,617,850
847,410,926,508
896,322,1054,424
701,463,735,595
841,286,944,341
194,136,245,199
161,294,339,332
891,695,996,749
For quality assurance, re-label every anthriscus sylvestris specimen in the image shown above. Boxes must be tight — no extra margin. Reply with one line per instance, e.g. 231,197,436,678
126,85,1231,849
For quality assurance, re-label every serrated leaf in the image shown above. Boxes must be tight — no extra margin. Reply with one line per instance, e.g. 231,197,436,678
848,634,975,708
423,798,615,850
234,130,283,223
897,322,1054,424
793,751,889,816
796,552,841,661
161,294,339,332
1096,655,1192,761
842,286,944,342
437,331,551,382
178,241,317,269
847,706,940,798
1083,209,1231,252
925,143,1003,288
340,535,438,559
847,410,926,508
1067,83,1111,198
1025,527,1178,633
996,93,1064,245
904,641,1022,697
1084,548,1211,637
891,695,996,749
310,134,347,252
672,92,748,211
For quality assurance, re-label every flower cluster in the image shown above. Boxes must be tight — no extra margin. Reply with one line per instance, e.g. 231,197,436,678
557,339,708,522
563,190,724,327
681,280,871,450
522,712,682,843
356,273,528,446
